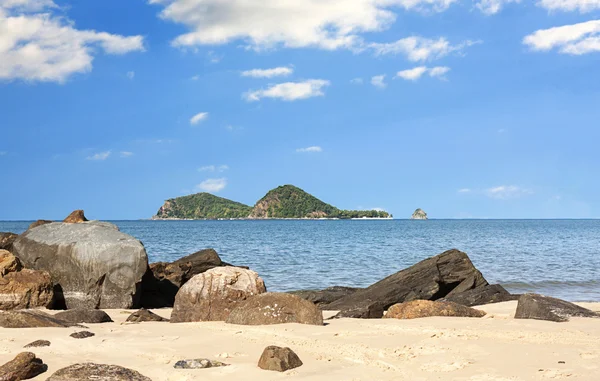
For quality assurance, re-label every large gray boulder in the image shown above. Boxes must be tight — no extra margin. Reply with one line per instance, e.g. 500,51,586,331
12,222,148,309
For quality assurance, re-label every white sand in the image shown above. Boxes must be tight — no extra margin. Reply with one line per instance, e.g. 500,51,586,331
0,302,599,380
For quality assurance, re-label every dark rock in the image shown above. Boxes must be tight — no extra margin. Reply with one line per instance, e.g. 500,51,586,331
171,267,266,323
70,331,95,339
63,210,88,223
54,309,113,324
384,300,487,319
126,309,168,323
0,310,76,328
227,292,324,326
0,352,47,380
327,249,489,318
12,222,148,309
24,340,51,348
28,220,53,230
173,359,228,369
46,363,152,381
258,346,303,372
0,233,18,252
289,286,361,308
441,284,520,307
514,293,600,322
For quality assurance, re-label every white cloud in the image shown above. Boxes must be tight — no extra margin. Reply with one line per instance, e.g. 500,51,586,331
371,74,387,88
199,164,229,172
0,151,7,156
458,188,472,193
86,151,111,161
537,0,600,12
350,78,364,84
369,37,480,61
523,20,600,55
120,151,134,158
296,146,323,153
475,0,521,14
149,0,458,51
244,79,330,102
206,50,222,63
0,2,144,82
196,178,227,193
485,185,533,199
190,112,209,125
395,66,450,80
241,66,293,78
126,71,135,79
429,66,450,78
190,75,200,81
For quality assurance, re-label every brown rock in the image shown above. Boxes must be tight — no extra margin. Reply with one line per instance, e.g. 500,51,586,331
384,300,487,319
0,310,75,328
28,220,53,230
0,266,54,310
0,352,47,380
24,340,51,348
63,210,88,223
0,250,21,276
126,309,168,323
226,292,324,326
54,309,113,324
46,363,151,381
257,346,303,372
70,331,95,339
170,267,266,323
515,293,600,322
0,233,18,252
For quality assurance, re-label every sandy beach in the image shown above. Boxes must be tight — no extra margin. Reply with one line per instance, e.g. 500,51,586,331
0,301,598,380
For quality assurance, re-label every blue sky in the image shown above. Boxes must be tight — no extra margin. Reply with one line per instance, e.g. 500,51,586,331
1,0,599,220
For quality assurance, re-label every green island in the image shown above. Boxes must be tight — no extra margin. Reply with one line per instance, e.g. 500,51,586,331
154,185,392,220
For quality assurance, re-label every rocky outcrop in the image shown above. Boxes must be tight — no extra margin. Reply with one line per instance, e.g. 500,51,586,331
411,208,428,220
0,310,76,328
441,284,520,307
12,222,148,309
327,249,489,318
289,286,360,308
28,220,53,230
63,210,88,223
514,294,600,322
226,292,324,326
54,309,113,324
126,309,168,323
0,250,54,310
384,300,486,319
0,352,47,380
0,233,18,252
170,267,266,323
46,363,152,381
0,250,21,276
258,346,303,372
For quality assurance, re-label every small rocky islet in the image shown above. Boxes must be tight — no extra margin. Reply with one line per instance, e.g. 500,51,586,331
0,209,598,380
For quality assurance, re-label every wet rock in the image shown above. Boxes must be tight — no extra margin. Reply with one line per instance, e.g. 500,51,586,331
0,233,18,252
173,359,228,369
126,309,168,322
70,331,95,339
327,249,490,318
63,210,88,223
514,293,600,322
0,352,47,380
384,300,487,319
28,220,53,230
258,346,303,372
0,310,75,328
289,286,360,308
12,222,148,309
54,309,113,324
227,292,323,326
171,267,266,323
46,363,152,381
24,340,51,348
441,284,520,307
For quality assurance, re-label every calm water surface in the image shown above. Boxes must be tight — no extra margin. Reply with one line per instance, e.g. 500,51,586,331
2,220,598,301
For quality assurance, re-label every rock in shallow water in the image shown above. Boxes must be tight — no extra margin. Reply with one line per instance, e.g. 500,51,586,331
54,309,113,324
514,293,600,322
384,300,487,319
227,292,324,326
46,363,152,381
0,352,47,380
173,359,229,369
258,346,303,372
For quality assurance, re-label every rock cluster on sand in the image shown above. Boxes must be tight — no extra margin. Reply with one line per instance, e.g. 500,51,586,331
0,250,54,310
227,292,324,326
258,346,303,372
384,300,487,319
0,352,47,380
171,267,266,322
173,359,229,369
515,293,600,322
46,363,152,381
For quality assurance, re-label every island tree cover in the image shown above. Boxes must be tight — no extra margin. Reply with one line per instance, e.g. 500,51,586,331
155,184,391,219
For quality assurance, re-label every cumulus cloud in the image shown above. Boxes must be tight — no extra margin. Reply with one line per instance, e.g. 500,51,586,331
196,178,227,192
537,0,600,12
0,1,144,82
350,78,364,84
369,37,480,61
395,66,450,80
458,188,472,193
120,151,134,158
523,20,600,55
244,79,330,102
475,0,521,14
241,66,293,78
296,146,323,153
149,0,458,51
190,112,209,125
371,75,387,88
485,185,533,199
86,151,111,161
199,164,229,172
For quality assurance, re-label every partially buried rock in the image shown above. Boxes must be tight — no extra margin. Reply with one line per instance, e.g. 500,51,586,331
226,292,324,326
63,210,88,223
441,284,520,307
46,363,152,381
289,286,361,308
126,308,168,323
54,309,113,324
0,310,75,328
258,346,303,372
171,267,266,323
0,352,47,380
70,331,95,339
173,359,228,369
384,300,486,319
24,340,51,348
0,233,18,252
514,293,600,322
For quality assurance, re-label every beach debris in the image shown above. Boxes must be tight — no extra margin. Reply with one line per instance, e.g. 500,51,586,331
54,309,113,324
514,293,600,322
384,300,487,319
0,233,18,252
24,340,51,348
258,346,303,372
0,310,75,328
126,308,168,322
46,363,152,381
0,352,47,380
170,267,266,323
441,284,520,307
70,331,95,339
173,359,229,369
226,292,324,326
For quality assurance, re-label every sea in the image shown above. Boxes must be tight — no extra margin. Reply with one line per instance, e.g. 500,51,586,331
1,219,598,302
